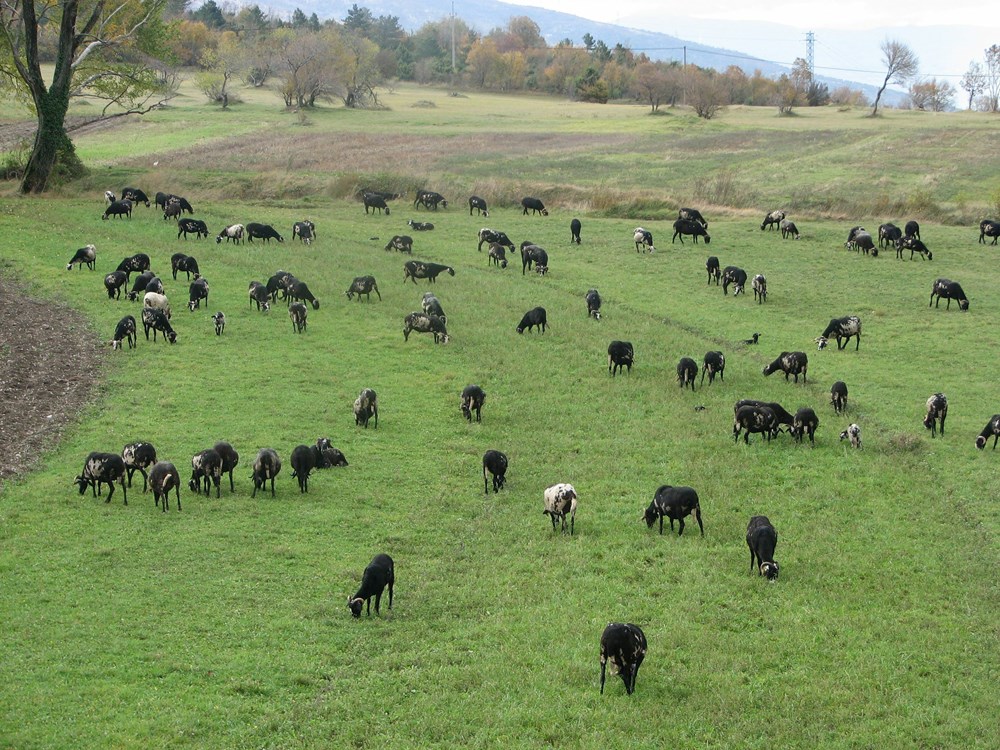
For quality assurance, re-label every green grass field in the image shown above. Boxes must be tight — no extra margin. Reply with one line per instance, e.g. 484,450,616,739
0,83,998,749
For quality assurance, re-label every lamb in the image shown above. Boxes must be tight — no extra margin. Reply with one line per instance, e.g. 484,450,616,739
760,210,785,231
251,448,282,497
246,223,284,243
706,256,721,284
751,274,767,304
817,316,862,351
543,483,578,535
110,315,137,350
289,302,308,333
762,351,808,382
779,219,800,239
840,423,862,449
672,218,711,244
746,516,779,580
488,243,509,268
585,288,602,320
66,244,96,271
177,218,208,240
354,388,379,429
516,306,547,334
121,441,156,491
102,200,132,220
348,553,395,617
149,462,181,512
414,189,447,210
248,281,271,312
898,235,932,260
162,201,183,221
975,414,1000,449
830,381,849,413
633,227,654,253
469,195,489,217
607,341,634,377
216,224,244,244
643,484,703,536
904,220,920,240
421,292,446,321
791,407,819,445
846,229,877,256
212,311,225,335
743,332,761,345
384,235,413,253
292,220,316,244
213,441,239,492
570,218,582,244
126,271,156,301
521,196,548,216
677,357,698,390
74,452,127,504
171,253,200,280
143,291,171,319
407,219,434,231
189,448,222,498
403,311,449,343
187,278,209,311
929,279,969,311
362,192,390,215
286,280,319,310
345,276,381,302
461,384,486,422
477,228,514,252
141,308,177,344
312,438,349,469
520,243,548,275
678,207,707,228
701,351,725,385
104,190,116,204
923,393,948,437
599,623,647,696
403,260,454,283
104,271,128,300
978,219,1000,245
482,450,508,493
733,404,780,444
290,444,315,493
721,266,747,296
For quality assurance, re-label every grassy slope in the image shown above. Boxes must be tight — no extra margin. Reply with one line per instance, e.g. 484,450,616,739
0,84,998,749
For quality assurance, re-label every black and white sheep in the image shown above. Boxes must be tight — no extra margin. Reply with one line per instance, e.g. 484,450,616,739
141,307,177,344
721,266,747,296
103,271,128,300
599,623,647,696
633,227,654,253
171,253,201,281
217,224,244,244
643,484,703,536
74,452,127,504
779,219,800,239
246,223,284,243
979,219,999,245
482,450,508,494
189,448,222,498
672,218,710,244
975,414,1000,450
67,244,96,271
126,271,156,301
415,190,447,210
488,243,509,268
348,553,394,617
116,253,150,280
791,407,819,445
290,444,315,493
312,438,349,469
930,279,969,311
354,388,379,428
477,228,514,252
586,288,602,320
212,311,225,335
403,312,449,343
840,423,862,449
846,229,877,256
733,404,780,444
461,384,486,422
384,235,413,253
897,235,932,260
111,314,137,350
121,187,150,207
407,219,434,231
121,441,156,491
734,399,795,433
187,278,209,311
345,276,381,302
248,281,271,312
520,243,549,275
677,357,698,390
607,340,633,377
706,256,721,285
213,441,240,492
760,210,785,231
521,196,548,216
166,195,193,214
570,218,582,244
143,291,171,319
678,207,707,227
102,200,132,220
251,448,282,498
403,260,454,284
747,516,779,580
543,483,577,535
878,223,902,249
286,280,319,310
104,189,116,204
751,274,767,304
762,351,808,382
421,292,446,321
177,218,209,240
516,306,547,334
468,195,489,217
831,381,849,414
701,351,725,385
362,192,391,215
923,393,948,437
817,316,862,350
292,220,315,244
289,302,308,333
149,461,181,512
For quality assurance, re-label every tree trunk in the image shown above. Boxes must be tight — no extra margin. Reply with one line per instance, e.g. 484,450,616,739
20,90,85,194
871,74,890,117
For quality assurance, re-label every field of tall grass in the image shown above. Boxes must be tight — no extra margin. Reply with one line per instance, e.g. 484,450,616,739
0,83,998,748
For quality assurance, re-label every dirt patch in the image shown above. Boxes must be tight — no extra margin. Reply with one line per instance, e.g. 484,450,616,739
0,274,105,487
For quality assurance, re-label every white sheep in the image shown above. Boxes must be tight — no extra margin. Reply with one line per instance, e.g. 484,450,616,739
839,424,862,449
143,291,172,320
543,483,578,534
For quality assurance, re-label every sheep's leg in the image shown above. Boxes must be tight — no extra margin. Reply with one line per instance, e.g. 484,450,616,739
600,659,607,694
374,591,382,614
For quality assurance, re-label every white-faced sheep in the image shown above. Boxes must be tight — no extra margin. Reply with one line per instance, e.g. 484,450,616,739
348,553,394,617
898,236,932,260
251,448,282,497
482,450,508,494
923,393,948,437
249,281,271,312
292,220,316,244
975,415,1000,449
586,288,601,319
287,302,307,334
747,516,779,580
149,462,181,512
67,244,96,271
461,384,486,422
354,388,378,429
840,424,862,449
543,483,578,534
643,485,703,536
633,227,654,253
111,315,136,350
599,623,647,696
520,244,548,275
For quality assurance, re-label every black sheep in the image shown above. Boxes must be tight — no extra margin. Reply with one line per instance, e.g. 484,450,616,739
570,218,582,244
461,384,486,422
482,450,508,494
121,441,156,491
213,441,240,492
677,357,698,390
706,256,720,285
923,393,948,438
599,623,647,696
516,307,547,334
290,445,315,493
975,415,1000,450
733,404,780,444
586,288,602,320
348,553,394,617
930,279,969,311
791,407,819,445
672,218,710,244
643,485,703,536
469,195,489,217
762,351,808,383
246,223,284,243
251,448,282,497
74,452,127,504
701,351,725,385
607,341,633,377
830,381,849,414
521,196,548,216
189,448,223,498
111,315,137,350
747,516,779,580
104,271,128,300
721,266,747,296
67,244,96,271
149,462,181,512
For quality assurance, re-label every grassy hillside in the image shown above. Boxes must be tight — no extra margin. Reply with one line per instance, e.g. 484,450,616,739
0,84,998,749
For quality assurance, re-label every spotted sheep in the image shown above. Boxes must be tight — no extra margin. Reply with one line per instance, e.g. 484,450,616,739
188,278,209,311
248,281,271,312
780,219,800,239
840,423,862,449
678,207,708,228
286,279,319,310
791,407,819,445
121,187,150,207
354,388,379,429
292,220,315,244
733,404,780,444
142,276,165,299
251,448,282,497
165,195,193,214
74,452,127,504
217,224,244,244
345,276,381,302
762,351,808,382
845,227,877,256
677,357,698,390
148,462,181,512
643,484,703,536
415,189,447,210
930,279,969,311
189,448,223,498
104,271,128,300
599,623,647,696
141,308,177,344
468,195,489,217
570,218,582,244
116,253,150,281
721,266,747,296
586,289,601,320
104,190,116,204
482,450,508,494
543,483,578,535
404,260,454,283
312,437,348,469
516,307,547,334
348,553,395,617
403,311,449,343
421,292,446,321
607,341,633,376
734,399,795,434
520,243,548,275
706,256,721,284
760,210,785,231
752,274,767,304
633,227,654,253
289,302,308,333
897,236,932,260
488,243,509,268
213,441,240,492
121,441,156,491
407,219,434,231
978,219,999,245
831,381,849,414
461,384,486,422
171,253,200,281
212,311,225,335
817,316,862,350
111,314,137,350
384,235,413,253
143,291,171,320
521,196,548,216
923,393,948,437
478,228,514,252
290,445,315,493
66,244,96,271
975,414,1000,450
878,223,902,249
701,351,725,385
747,516,779,580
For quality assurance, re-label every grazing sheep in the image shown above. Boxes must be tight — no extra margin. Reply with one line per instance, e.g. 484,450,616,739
165,195,193,214
677,357,698,390
520,243,548,275
121,441,156,491
521,196,548,216
586,288,602,320
177,218,209,240
847,229,877,256
104,271,128,300
171,253,201,281
142,291,171,320
840,424,862,449
543,483,578,535
403,311,449,343
831,381,849,414
978,219,999,245
251,448,281,498
246,223,284,243
354,388,378,429
721,266,747,296
570,218,582,244
461,384,486,422
762,351,808,383
384,235,413,253
66,244,96,271
599,623,647,696
162,201,183,221
779,218,800,239
403,260,454,283
415,189,447,210
904,220,920,240
923,393,948,437
213,441,239,492
102,200,132,220
126,271,156,301
345,275,381,302
760,210,785,231
975,414,1000,450
312,438,349,469
878,222,902,249
292,220,316,244
110,315,136,350
284,280,319,310
290,444,315,493
121,187,150,207
189,448,222,498
141,308,176,344
746,516,779,580
678,207,707,227
929,279,969,311
187,278,209,311
817,316,862,351
115,253,150,281
248,281,271,312
791,407,819,445
643,484,703,536
706,256,721,284
633,227,654,253
482,450,508,493
289,302,308,333
734,399,795,434
733,404,780,444
216,224,244,244
516,306,547,334
477,228,514,252
212,311,225,335
469,195,489,217
348,553,395,617
488,243,509,268
701,351,725,385
73,452,128,504
104,190,116,204
897,235,932,260
363,192,391,215
421,292,446,321
607,341,634,377
672,218,711,244
149,462,181,512
751,274,767,304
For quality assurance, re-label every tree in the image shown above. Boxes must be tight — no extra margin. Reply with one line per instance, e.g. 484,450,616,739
806,81,830,107
633,61,679,112
343,4,374,37
191,0,225,29
774,74,799,114
960,61,986,110
908,78,955,111
686,67,726,119
575,66,608,102
196,31,241,107
984,45,1000,112
789,57,811,94
872,39,919,116
0,0,173,193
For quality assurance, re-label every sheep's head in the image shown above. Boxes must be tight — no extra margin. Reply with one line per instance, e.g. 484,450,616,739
166,331,178,344
815,337,828,350
348,597,365,618
959,299,969,311
760,562,779,581
74,476,89,494
310,299,320,310
643,504,658,528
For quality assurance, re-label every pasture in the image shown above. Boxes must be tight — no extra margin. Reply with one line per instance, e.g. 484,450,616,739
0,84,998,748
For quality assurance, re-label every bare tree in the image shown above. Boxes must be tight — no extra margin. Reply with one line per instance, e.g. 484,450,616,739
908,78,955,111
984,45,1000,112
872,39,919,116
686,67,726,120
960,61,986,110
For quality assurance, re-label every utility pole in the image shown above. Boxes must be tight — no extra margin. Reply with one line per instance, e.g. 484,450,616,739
451,2,456,78
806,31,815,79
